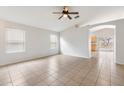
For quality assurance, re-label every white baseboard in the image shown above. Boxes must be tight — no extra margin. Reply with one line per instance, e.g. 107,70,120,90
116,61,124,65
116,59,124,65
62,53,91,59
0,52,59,66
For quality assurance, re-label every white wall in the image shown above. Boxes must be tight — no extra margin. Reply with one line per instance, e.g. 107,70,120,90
115,20,124,65
90,19,124,65
0,20,59,66
60,18,124,65
60,26,90,58
1,18,124,66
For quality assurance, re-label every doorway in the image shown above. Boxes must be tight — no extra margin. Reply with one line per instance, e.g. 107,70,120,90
89,25,116,63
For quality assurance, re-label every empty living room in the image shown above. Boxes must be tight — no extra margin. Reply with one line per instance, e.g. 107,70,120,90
0,2,124,92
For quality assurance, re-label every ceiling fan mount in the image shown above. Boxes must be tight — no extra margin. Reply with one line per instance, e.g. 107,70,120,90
53,6,79,20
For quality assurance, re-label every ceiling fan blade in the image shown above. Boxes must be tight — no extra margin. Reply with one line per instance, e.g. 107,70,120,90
53,12,62,14
74,15,80,19
58,15,63,19
67,15,72,20
68,12,79,14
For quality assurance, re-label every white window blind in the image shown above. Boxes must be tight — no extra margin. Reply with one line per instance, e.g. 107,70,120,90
50,34,57,49
6,29,25,53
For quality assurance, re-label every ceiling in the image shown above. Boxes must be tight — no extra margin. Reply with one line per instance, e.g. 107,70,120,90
0,6,124,32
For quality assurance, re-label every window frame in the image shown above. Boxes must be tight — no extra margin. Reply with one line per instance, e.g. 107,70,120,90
50,34,57,49
6,28,26,54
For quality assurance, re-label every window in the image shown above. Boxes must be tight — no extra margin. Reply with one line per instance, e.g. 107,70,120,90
50,34,57,49
6,29,25,53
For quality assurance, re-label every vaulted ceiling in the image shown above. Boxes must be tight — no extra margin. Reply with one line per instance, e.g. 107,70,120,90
0,6,124,31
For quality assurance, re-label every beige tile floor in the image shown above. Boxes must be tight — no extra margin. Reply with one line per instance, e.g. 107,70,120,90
0,51,124,86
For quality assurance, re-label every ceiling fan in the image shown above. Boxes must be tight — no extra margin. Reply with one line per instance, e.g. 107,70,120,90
53,6,79,20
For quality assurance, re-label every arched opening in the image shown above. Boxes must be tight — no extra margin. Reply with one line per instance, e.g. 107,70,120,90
89,25,116,63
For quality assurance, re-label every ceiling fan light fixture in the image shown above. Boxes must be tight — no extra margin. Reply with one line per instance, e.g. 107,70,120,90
63,14,67,17
53,6,79,20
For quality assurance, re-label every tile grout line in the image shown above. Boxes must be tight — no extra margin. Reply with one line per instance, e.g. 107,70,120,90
110,59,112,86
7,68,14,86
94,60,104,86
79,61,98,85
